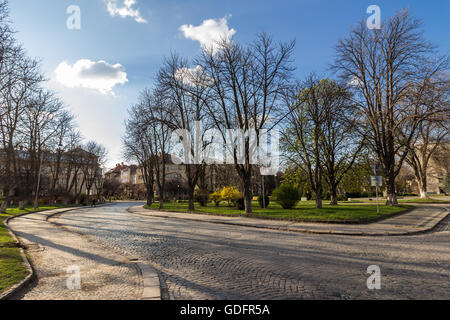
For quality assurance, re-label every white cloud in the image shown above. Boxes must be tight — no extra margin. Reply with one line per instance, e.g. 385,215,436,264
180,15,236,51
175,65,213,87
105,0,147,24
54,59,128,95
349,75,363,87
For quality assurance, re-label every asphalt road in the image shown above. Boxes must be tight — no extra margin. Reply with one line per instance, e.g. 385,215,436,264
53,202,450,300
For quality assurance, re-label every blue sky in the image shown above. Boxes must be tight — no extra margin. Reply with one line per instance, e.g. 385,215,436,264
8,0,450,168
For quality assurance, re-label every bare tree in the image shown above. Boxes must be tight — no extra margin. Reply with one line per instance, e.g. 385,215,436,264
123,108,156,206
282,76,329,209
81,141,107,204
21,90,66,203
141,89,172,208
332,10,448,205
157,53,212,211
198,33,295,213
404,75,449,198
319,81,366,205
48,110,76,198
0,43,44,210
123,89,172,207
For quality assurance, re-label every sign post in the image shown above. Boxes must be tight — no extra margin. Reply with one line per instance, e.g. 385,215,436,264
371,164,383,214
371,174,383,214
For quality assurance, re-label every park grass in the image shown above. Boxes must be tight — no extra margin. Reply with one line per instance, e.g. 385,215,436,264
145,201,411,223
0,204,76,295
398,198,448,203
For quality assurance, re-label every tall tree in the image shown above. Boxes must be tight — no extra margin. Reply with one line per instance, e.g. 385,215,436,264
123,107,156,206
333,10,448,205
198,33,295,213
404,75,449,198
81,141,107,203
157,54,212,211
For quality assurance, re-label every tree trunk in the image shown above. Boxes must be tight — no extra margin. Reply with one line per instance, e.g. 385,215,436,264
314,183,323,209
418,183,428,199
0,201,6,214
146,190,153,207
315,195,323,209
418,171,428,199
86,188,91,205
1,188,9,213
159,186,165,210
329,184,338,206
188,188,195,211
243,176,253,214
385,174,398,206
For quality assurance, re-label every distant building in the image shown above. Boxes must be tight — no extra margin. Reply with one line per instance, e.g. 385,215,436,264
0,147,101,202
104,157,188,200
409,142,449,194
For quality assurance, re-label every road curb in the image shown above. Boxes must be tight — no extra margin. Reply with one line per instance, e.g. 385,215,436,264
134,262,162,300
129,206,449,237
44,203,113,222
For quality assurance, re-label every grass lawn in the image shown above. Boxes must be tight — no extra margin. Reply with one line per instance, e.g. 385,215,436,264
145,201,412,223
0,205,76,295
398,198,448,203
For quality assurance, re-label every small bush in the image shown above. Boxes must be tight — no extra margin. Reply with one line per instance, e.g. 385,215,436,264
236,197,245,210
221,186,242,206
210,191,223,206
272,184,300,209
346,192,362,198
258,195,270,208
194,189,209,207
337,194,348,201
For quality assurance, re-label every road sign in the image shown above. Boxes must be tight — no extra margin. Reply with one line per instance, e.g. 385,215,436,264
372,164,383,175
371,176,383,187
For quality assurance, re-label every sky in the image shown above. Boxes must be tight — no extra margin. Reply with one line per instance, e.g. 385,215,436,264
8,0,450,169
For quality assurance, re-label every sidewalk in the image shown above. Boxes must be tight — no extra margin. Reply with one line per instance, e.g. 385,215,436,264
129,204,449,236
6,207,144,300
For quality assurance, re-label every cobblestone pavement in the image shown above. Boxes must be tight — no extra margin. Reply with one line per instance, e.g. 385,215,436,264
8,208,142,300
52,203,449,300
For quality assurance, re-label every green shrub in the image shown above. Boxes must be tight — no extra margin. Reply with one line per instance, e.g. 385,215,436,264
258,195,270,208
346,192,362,198
272,184,300,209
236,197,245,210
194,189,209,207
337,194,348,201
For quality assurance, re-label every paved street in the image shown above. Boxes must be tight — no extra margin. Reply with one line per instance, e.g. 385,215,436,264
45,202,449,300
8,207,142,300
